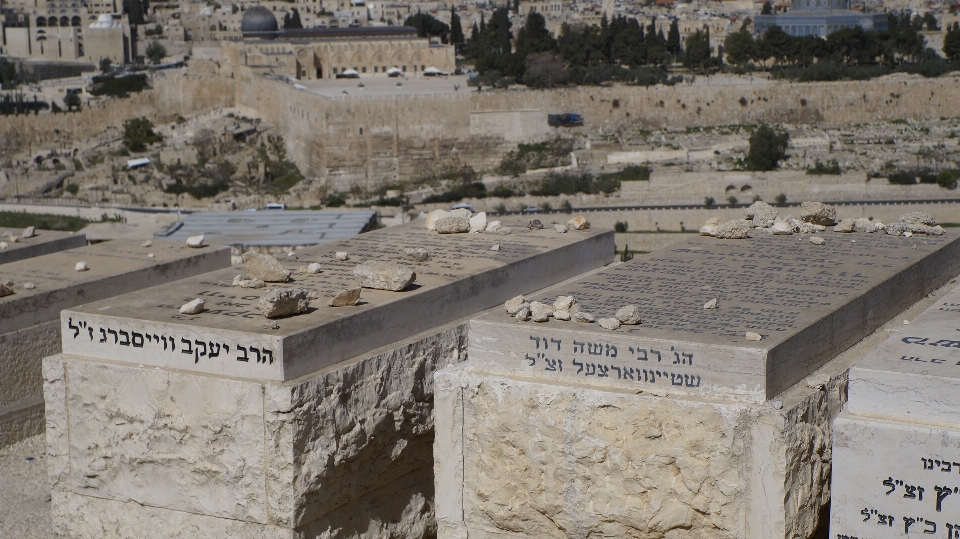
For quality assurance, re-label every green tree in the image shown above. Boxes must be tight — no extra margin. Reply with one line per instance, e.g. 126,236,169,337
724,29,756,65
945,25,960,60
746,124,789,171
123,117,163,152
283,8,303,29
761,1,773,14
145,41,167,65
63,92,81,112
99,57,112,73
450,7,464,45
403,12,450,42
516,12,557,55
0,58,18,89
683,29,711,72
666,19,681,58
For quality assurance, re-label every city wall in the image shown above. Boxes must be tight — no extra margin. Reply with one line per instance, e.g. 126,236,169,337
236,70,960,189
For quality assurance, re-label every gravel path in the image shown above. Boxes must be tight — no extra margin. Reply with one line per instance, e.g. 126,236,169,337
0,434,52,539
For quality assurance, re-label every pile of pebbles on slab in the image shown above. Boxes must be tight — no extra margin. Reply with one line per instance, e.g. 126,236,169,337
700,200,945,240
505,294,640,331
425,208,590,235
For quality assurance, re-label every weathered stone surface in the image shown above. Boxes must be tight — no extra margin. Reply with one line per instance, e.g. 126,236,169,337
833,219,856,233
74,261,88,272
186,235,205,248
449,208,473,220
335,252,349,261
306,263,323,274
553,310,571,321
800,201,837,226
258,288,310,319
700,217,721,237
404,248,430,262
787,218,826,234
885,222,945,236
553,296,576,312
179,298,204,315
485,221,502,233
810,236,825,245
573,311,594,323
615,305,641,325
353,260,416,291
504,295,526,314
530,302,552,322
328,288,361,307
770,221,793,235
853,218,880,233
598,317,621,330
241,278,266,288
567,215,589,230
514,306,530,322
527,219,544,230
899,211,936,226
426,210,452,230
469,212,487,233
242,251,291,282
554,224,567,234
744,201,778,227
435,217,470,234
715,219,750,239
22,226,35,239
704,297,718,310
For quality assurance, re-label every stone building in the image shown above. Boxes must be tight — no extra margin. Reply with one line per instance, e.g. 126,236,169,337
754,0,888,36
0,13,132,63
225,5,455,80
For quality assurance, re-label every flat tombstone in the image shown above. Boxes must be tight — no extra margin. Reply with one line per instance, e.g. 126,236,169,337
60,220,614,382
0,229,86,265
831,284,960,539
468,232,960,402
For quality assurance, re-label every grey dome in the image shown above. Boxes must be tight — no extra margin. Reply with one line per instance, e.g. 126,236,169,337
241,6,278,34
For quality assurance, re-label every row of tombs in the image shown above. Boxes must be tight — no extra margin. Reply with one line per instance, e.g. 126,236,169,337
15,214,960,539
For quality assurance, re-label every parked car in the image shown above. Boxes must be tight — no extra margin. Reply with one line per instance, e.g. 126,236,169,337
450,203,474,212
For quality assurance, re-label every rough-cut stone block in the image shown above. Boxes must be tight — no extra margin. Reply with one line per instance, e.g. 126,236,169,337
435,360,846,539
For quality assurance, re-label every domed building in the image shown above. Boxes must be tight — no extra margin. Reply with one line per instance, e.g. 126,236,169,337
240,6,279,37
226,5,455,81
754,0,888,37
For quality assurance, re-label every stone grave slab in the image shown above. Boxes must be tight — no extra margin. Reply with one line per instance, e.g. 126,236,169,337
60,220,613,382
0,228,86,265
468,232,960,402
0,239,230,448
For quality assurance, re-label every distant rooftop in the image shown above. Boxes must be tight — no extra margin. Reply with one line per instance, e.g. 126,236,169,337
242,25,418,41
156,210,378,248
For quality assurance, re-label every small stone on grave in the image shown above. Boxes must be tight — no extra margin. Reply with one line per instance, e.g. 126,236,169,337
899,212,936,226
21,226,35,239
353,260,416,291
554,310,571,321
186,235,205,248
574,311,594,323
336,252,349,261
23,282,35,290
554,296,576,312
800,201,836,226
485,221,502,233
0,283,13,297
450,208,473,220
75,261,89,272
770,221,793,235
744,201,777,227
307,263,323,274
404,248,430,262
258,288,310,318
505,295,527,314
615,305,642,325
426,209,452,230
498,227,513,235
745,332,762,341
567,216,589,230
715,219,750,239
515,305,531,322
810,236,825,245
328,288,361,307
436,217,470,234
147,253,155,258
598,317,621,330
142,240,153,247
490,244,500,251
180,298,205,315
527,219,544,230
469,212,487,233
704,298,718,310
833,219,856,233
242,251,291,282
555,224,567,234
530,301,553,322
0,242,7,250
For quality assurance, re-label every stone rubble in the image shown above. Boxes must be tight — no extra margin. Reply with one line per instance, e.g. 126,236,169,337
554,224,568,233
800,201,837,226
884,213,944,236
404,248,431,262
22,282,35,290
745,332,762,341
450,208,473,220
527,219,544,230
899,212,936,226
179,298,205,315
770,220,794,235
328,288,361,307
567,215,590,230
598,317,621,330
141,240,153,248
306,263,323,274
485,221,502,233
699,217,721,237
232,274,266,288
21,226,35,239
530,301,553,322
241,251,291,282
490,244,500,251
574,311,595,323
353,260,416,291
469,212,487,233
744,201,778,227
788,218,827,234
704,298,719,309
853,218,882,233
715,219,751,239
505,295,527,314
426,209,452,230
553,296,577,312
435,217,471,234
833,218,856,233
615,305,642,325
258,288,310,318
0,283,13,297
186,235,205,248
515,305,531,322
497,227,513,235
0,242,7,250
553,310,571,321
147,253,155,258
336,251,350,261
810,236,826,245
74,261,89,272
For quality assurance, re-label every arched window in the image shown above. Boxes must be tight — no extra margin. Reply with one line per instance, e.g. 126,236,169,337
71,15,80,26
37,16,47,26
60,16,69,26
48,16,58,26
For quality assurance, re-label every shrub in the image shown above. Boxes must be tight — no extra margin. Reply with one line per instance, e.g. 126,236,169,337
704,196,715,208
614,221,628,232
775,193,787,206
806,160,842,175
888,171,918,185
324,193,346,207
745,124,789,171
65,183,80,195
937,170,958,188
727,196,738,205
